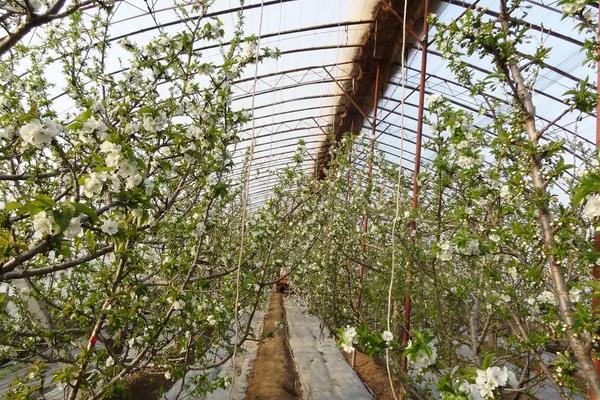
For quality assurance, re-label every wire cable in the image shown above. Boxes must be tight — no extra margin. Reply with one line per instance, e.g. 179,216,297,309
386,1,408,399
229,1,265,398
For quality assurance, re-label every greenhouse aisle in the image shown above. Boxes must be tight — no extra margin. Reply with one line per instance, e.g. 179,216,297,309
167,292,373,400
244,292,301,400
284,296,373,400
164,311,265,400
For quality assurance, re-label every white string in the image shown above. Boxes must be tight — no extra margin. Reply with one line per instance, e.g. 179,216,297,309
229,1,265,397
268,0,283,189
386,1,408,399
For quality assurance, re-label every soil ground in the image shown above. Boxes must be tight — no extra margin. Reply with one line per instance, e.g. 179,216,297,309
105,368,171,400
345,352,538,400
244,292,300,400
345,351,401,400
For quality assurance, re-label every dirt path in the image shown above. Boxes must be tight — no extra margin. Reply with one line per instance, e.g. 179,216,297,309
244,292,300,400
344,351,399,400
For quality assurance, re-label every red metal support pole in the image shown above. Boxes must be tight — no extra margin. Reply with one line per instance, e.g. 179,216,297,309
349,119,356,368
346,120,355,203
401,0,429,381
590,5,600,400
357,62,381,320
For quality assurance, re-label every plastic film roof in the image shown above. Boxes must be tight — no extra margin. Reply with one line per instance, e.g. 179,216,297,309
33,0,598,207
353,0,595,198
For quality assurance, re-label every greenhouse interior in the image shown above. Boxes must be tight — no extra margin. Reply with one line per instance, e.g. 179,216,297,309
3,0,600,399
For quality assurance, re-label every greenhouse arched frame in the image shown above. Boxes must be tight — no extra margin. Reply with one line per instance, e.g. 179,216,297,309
1,0,600,399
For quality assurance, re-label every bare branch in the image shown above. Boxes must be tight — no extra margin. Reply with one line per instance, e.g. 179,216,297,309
1,245,113,280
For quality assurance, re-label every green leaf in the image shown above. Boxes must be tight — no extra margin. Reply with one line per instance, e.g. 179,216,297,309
85,230,96,252
573,172,600,205
564,78,597,113
481,353,493,369
20,200,49,216
73,203,98,223
213,182,228,198
32,195,56,208
53,211,72,233
67,121,83,131
55,240,71,258
138,106,154,115
4,202,21,211
75,109,92,123
197,279,211,289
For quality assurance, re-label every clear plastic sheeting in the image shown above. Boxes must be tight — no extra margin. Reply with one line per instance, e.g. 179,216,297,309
2,0,594,204
163,311,265,400
363,0,595,193
284,296,373,400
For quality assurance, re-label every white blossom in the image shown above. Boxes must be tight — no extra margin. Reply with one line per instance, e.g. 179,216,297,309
243,41,258,59
438,240,453,261
195,222,206,236
563,0,586,15
426,94,443,108
83,118,107,138
408,339,437,370
0,127,14,140
44,120,63,138
463,239,480,255
20,119,61,147
340,326,357,353
472,366,515,399
459,381,483,400
186,125,203,140
537,290,556,305
569,288,581,303
143,115,157,132
125,173,143,189
144,178,154,195
109,174,120,191
143,113,165,133
507,370,518,388
33,212,58,239
117,159,142,189
382,330,393,343
100,141,122,168
82,172,106,198
583,194,600,220
64,217,83,239
101,219,119,235
341,342,355,353
457,155,476,169
475,369,496,398
207,315,217,326
172,299,185,310
487,366,508,387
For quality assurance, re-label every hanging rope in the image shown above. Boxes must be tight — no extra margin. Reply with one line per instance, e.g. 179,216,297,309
267,0,283,190
229,0,265,397
386,1,408,399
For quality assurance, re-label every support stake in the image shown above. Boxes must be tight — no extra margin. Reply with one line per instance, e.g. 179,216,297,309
590,3,600,399
357,62,381,322
401,0,429,395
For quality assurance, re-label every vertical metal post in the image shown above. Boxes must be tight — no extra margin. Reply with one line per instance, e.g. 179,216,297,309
590,5,600,400
401,0,429,382
357,62,381,320
348,119,357,368
346,121,355,203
